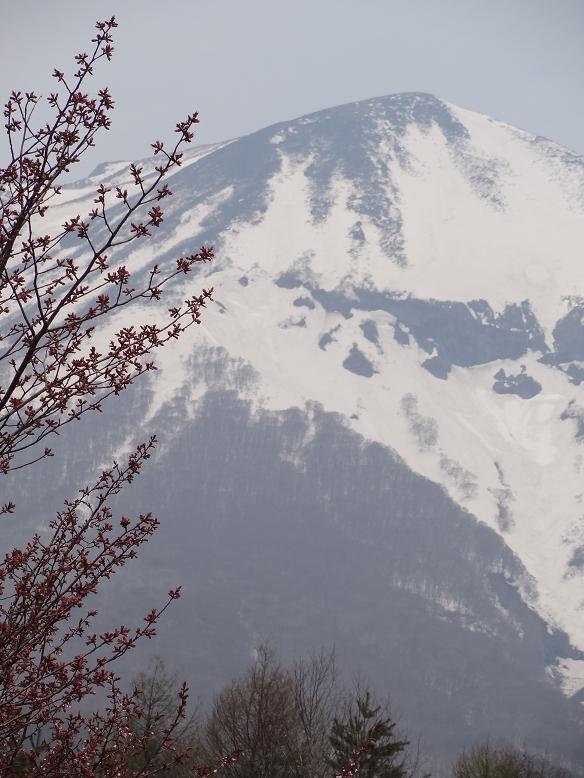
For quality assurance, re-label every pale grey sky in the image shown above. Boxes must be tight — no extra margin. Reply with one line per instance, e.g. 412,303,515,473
1,0,583,177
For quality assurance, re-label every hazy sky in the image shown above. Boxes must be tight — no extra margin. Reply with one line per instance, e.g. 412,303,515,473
1,0,583,177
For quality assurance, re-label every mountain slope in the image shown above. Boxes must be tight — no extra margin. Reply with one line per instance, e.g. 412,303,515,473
15,92,584,772
140,91,584,650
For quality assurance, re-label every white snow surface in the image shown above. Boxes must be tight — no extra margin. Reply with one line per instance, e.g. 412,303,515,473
51,96,584,689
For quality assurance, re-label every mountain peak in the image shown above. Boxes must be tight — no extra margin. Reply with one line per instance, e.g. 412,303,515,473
271,90,468,144
36,91,584,771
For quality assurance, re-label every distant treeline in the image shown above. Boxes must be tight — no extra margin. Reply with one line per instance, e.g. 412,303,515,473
122,644,574,778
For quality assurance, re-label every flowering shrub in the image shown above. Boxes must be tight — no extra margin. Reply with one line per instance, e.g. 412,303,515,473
0,17,220,776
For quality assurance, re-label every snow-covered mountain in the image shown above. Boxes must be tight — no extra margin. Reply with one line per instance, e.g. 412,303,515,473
12,93,584,771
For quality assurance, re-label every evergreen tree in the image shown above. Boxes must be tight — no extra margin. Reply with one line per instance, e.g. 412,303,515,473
327,691,410,777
